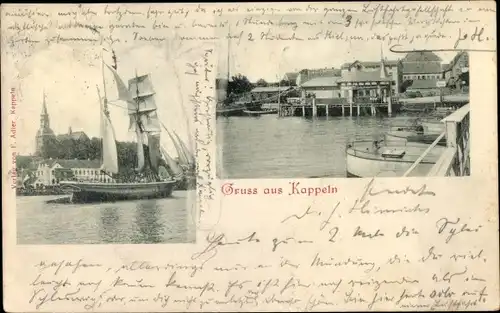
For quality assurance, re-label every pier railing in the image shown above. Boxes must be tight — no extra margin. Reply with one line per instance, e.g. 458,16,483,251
403,103,470,177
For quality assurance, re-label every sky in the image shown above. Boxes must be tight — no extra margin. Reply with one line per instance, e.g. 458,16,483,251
217,39,457,83
10,43,196,156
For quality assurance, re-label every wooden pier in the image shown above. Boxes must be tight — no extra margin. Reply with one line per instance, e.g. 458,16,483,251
278,97,398,117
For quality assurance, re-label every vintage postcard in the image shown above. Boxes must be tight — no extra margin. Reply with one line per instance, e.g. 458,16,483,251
2,1,498,312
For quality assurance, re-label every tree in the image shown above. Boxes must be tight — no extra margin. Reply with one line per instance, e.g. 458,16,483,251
227,74,253,95
401,80,413,93
256,78,268,87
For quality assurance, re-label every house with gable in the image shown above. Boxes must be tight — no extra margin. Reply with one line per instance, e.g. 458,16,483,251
341,59,403,94
401,51,443,81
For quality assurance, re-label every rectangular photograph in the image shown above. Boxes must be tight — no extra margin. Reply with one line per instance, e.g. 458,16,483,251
14,45,197,244
216,19,470,179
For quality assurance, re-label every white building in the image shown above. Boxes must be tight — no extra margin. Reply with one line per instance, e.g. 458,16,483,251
31,159,115,187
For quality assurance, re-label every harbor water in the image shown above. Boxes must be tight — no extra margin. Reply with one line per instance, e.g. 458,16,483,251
217,114,430,179
17,191,196,244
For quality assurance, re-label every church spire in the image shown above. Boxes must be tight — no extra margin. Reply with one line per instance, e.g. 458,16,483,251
40,90,50,129
41,91,48,116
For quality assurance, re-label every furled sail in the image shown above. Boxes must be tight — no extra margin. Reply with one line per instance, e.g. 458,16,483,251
173,130,195,166
161,146,184,179
165,127,190,166
128,73,163,174
135,127,145,171
128,74,162,132
98,86,119,174
147,133,161,171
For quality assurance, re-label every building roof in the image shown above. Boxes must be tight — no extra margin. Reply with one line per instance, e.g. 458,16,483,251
283,72,299,82
341,60,400,69
402,62,443,74
303,68,342,77
39,159,101,169
301,76,341,87
251,86,292,93
338,68,392,83
403,51,442,62
441,63,451,71
56,131,88,141
444,51,469,72
406,79,441,89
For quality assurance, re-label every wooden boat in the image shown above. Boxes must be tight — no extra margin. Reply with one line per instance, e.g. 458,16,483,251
386,121,446,146
60,50,177,203
61,181,176,202
243,109,278,116
346,139,446,177
216,105,246,117
386,130,446,146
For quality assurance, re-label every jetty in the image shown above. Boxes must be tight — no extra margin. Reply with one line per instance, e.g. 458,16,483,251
279,96,399,117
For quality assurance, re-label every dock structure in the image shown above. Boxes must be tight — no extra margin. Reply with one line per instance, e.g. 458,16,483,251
280,96,397,117
404,103,470,177
277,55,396,117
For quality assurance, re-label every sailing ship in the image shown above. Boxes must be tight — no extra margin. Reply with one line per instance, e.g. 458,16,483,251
60,50,180,202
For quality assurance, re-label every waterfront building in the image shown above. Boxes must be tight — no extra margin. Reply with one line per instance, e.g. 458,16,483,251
402,51,443,81
337,57,394,115
31,159,114,188
296,68,342,104
443,52,469,91
341,60,402,94
404,79,448,97
300,76,343,105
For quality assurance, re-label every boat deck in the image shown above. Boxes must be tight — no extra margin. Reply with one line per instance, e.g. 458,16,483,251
346,140,447,177
347,141,446,163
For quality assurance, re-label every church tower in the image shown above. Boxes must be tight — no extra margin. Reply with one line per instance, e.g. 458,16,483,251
35,92,56,157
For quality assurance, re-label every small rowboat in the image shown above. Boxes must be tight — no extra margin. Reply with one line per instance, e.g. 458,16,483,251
243,109,278,116
386,118,446,145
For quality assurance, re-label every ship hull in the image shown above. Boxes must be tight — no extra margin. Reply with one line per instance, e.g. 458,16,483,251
243,109,278,116
59,180,176,203
346,141,445,178
386,131,447,146
216,107,245,117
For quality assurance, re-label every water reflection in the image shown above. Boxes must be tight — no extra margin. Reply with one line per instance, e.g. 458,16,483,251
133,200,163,244
99,206,121,243
218,115,421,179
17,191,194,244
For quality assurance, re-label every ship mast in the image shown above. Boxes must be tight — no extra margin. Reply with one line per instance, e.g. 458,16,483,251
134,68,145,173
227,24,231,83
100,50,107,168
